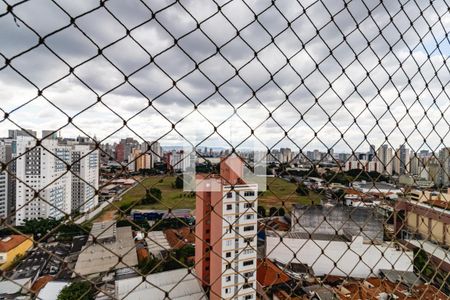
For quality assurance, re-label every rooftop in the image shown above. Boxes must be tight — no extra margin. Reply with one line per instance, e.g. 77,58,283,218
145,231,171,256
291,205,384,241
0,235,32,252
257,259,291,287
115,268,206,299
164,227,195,249
88,221,116,243
74,226,138,276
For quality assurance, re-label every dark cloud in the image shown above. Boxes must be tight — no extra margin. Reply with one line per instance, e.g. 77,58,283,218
0,0,448,152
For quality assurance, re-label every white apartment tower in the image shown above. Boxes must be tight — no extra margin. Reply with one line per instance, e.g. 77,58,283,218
0,141,9,218
15,136,72,225
71,144,99,213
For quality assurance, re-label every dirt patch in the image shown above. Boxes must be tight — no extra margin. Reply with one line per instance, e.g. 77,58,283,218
95,209,117,222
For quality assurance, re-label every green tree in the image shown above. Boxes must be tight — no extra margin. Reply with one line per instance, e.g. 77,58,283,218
138,256,163,274
257,206,266,218
142,188,162,205
296,183,309,196
175,176,184,189
57,281,95,300
22,218,61,239
269,207,278,216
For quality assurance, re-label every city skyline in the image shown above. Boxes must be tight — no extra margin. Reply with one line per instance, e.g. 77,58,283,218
1,0,449,152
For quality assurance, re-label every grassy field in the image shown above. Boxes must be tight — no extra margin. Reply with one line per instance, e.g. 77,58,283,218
119,176,196,210
109,176,322,213
259,177,322,207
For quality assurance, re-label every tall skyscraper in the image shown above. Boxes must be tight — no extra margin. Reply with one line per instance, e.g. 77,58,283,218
195,156,258,300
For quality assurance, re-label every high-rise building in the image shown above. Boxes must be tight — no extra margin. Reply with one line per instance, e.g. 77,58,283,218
195,156,258,300
15,136,72,225
71,144,99,213
0,139,13,219
280,148,292,164
14,132,100,224
398,144,410,175
115,143,125,163
376,144,393,175
0,161,7,218
437,147,450,187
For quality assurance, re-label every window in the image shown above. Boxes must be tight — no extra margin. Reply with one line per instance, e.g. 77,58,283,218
226,264,231,269
225,276,231,282
245,214,254,220
243,283,253,289
227,192,232,198
243,249,253,255
243,225,254,232
244,271,254,278
225,240,232,246
244,237,254,243
244,202,254,208
226,252,231,258
244,191,255,197
226,204,232,211
225,288,230,294
244,295,253,300
243,260,254,266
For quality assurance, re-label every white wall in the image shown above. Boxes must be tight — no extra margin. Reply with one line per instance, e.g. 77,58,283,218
266,235,413,278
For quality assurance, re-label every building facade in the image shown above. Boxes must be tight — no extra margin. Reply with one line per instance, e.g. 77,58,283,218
71,144,99,213
195,156,258,300
15,136,72,225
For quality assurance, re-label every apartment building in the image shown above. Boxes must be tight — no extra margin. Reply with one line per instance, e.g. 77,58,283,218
70,144,99,213
437,147,450,187
376,144,393,175
14,133,99,224
195,156,258,300
396,190,450,246
15,136,72,225
0,167,7,219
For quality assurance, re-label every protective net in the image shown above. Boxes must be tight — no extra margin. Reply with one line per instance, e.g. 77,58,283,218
0,0,449,299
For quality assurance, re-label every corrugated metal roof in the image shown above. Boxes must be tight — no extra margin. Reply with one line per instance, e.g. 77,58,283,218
115,268,206,300
37,281,69,300
146,231,171,256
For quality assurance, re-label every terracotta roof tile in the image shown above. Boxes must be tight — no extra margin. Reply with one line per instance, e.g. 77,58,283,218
0,235,32,252
257,259,290,287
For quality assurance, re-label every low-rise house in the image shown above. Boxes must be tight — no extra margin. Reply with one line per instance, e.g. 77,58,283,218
0,235,33,270
164,227,195,249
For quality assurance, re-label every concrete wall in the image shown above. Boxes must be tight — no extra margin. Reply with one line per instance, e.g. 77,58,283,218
266,235,413,278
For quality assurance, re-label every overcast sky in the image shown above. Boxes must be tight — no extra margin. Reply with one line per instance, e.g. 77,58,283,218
0,0,449,153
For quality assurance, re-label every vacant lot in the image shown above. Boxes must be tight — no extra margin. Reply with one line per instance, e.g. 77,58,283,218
259,177,322,208
112,176,322,212
120,176,196,210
